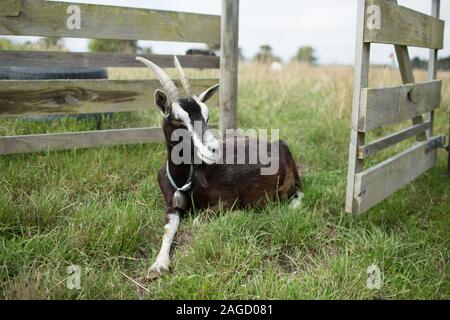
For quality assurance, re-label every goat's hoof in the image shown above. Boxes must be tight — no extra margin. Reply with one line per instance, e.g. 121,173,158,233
289,192,304,209
146,260,170,280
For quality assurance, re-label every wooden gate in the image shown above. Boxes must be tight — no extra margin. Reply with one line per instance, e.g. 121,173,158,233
0,0,239,155
346,0,447,215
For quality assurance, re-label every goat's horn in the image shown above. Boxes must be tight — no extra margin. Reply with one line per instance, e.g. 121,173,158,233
174,56,192,97
136,57,180,102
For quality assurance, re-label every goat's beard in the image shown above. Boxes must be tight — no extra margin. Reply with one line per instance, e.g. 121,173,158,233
193,139,220,165
196,148,218,165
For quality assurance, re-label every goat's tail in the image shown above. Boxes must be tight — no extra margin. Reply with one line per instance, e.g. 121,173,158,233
280,140,302,189
278,139,303,197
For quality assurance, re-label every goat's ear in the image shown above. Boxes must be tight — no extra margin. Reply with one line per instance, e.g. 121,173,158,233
198,84,219,103
154,89,169,115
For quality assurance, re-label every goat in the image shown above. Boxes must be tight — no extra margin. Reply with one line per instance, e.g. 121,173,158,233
136,56,303,279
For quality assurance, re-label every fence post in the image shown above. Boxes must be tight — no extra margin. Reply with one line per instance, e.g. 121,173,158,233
427,0,448,173
220,0,239,133
345,0,370,214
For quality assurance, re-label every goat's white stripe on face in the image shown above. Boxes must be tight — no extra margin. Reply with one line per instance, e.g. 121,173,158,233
193,96,209,121
171,102,191,131
171,102,219,164
171,102,200,149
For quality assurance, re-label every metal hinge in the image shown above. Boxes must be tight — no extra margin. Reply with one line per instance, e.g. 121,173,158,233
425,136,446,153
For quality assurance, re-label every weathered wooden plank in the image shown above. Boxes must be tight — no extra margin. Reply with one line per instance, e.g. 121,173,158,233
0,79,219,116
353,136,443,214
358,121,431,159
346,0,370,214
0,0,22,17
359,80,442,131
427,1,443,167
0,0,221,44
428,0,440,82
364,0,444,49
0,51,220,69
0,127,164,155
219,0,239,133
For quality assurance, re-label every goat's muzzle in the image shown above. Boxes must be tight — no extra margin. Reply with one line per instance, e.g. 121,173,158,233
196,128,220,165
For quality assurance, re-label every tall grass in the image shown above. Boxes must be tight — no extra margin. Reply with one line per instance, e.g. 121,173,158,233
0,63,448,299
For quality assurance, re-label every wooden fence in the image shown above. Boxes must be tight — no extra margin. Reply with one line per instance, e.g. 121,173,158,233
0,0,239,155
346,0,447,215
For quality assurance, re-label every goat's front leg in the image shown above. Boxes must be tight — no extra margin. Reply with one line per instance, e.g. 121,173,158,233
147,209,180,279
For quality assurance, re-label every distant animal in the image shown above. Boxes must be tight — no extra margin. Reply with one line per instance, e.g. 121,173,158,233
270,61,283,71
186,49,216,56
136,56,303,279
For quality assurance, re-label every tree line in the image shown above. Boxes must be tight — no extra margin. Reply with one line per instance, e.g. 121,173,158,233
411,56,450,71
0,38,317,64
251,44,317,64
1,38,449,70
0,38,151,54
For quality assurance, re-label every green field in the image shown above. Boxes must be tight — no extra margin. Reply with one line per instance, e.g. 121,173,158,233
0,63,448,299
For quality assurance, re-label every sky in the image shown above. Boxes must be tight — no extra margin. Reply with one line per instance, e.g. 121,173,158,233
4,0,450,65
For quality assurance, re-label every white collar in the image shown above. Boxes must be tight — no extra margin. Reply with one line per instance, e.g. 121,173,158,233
166,161,193,192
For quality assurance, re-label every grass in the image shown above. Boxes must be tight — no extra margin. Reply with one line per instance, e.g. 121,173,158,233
0,63,448,299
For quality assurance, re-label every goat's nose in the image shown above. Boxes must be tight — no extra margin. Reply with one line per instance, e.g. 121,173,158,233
207,144,218,153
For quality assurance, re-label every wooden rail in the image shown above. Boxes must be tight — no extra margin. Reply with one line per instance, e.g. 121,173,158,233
0,0,221,44
353,136,442,214
358,122,432,159
359,80,442,131
0,79,218,117
0,127,164,155
0,52,220,69
364,0,444,49
0,122,219,155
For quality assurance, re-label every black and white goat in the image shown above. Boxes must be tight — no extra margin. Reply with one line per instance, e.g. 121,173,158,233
136,56,303,279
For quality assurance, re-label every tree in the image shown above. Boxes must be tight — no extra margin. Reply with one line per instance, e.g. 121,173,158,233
409,55,450,71
88,39,151,54
438,55,450,71
238,47,246,61
89,39,138,53
33,37,67,51
293,46,317,65
0,39,17,50
411,57,427,70
253,45,281,64
0,37,67,51
138,46,153,55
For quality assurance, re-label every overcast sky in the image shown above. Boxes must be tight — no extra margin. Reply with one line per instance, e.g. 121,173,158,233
7,0,450,65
